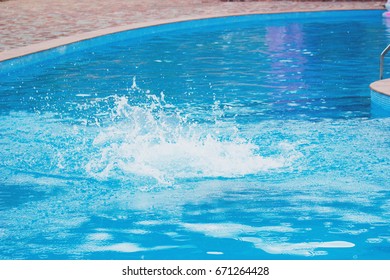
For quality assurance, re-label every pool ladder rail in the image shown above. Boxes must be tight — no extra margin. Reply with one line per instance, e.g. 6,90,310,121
380,44,390,80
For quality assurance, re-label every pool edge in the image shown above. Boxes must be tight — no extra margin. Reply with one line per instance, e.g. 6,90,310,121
0,8,383,63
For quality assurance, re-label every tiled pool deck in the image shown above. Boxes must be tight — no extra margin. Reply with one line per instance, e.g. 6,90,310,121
0,0,385,61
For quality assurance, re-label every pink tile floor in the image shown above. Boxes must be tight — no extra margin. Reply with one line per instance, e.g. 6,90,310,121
0,0,385,59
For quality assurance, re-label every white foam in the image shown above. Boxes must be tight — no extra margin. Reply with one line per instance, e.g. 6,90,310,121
366,238,383,244
207,251,224,255
125,229,150,235
182,222,354,256
86,233,112,241
88,242,144,253
243,237,355,256
181,222,298,239
85,242,177,253
85,90,300,184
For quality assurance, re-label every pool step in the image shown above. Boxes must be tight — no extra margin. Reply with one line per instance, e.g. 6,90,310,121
370,79,390,96
370,79,390,114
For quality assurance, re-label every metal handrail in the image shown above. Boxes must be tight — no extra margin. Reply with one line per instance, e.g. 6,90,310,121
380,44,390,80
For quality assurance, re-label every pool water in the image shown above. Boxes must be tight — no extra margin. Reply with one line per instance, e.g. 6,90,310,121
0,10,389,259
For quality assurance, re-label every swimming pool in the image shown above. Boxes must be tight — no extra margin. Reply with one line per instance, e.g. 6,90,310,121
0,10,389,260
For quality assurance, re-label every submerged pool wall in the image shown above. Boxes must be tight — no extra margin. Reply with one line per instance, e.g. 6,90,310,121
371,93,390,117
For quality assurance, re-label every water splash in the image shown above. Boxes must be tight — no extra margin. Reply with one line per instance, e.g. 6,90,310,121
85,80,299,184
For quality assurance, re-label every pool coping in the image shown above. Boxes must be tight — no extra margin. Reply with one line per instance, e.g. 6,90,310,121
370,79,390,96
0,8,383,63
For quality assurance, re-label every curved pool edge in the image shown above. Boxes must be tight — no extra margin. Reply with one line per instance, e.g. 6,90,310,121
0,17,198,63
0,8,383,64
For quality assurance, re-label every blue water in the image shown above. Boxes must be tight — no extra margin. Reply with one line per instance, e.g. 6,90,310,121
0,10,389,260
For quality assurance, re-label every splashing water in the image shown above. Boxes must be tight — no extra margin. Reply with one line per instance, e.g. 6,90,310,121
85,79,299,184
